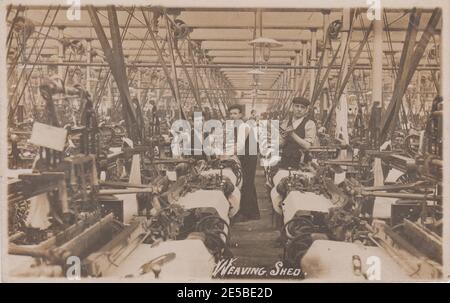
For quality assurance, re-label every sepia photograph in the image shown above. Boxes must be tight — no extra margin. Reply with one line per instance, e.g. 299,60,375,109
0,0,448,283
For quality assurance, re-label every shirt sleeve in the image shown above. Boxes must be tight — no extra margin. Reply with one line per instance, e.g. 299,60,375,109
304,120,317,145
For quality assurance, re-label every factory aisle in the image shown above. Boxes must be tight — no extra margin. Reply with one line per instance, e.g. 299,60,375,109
227,167,284,279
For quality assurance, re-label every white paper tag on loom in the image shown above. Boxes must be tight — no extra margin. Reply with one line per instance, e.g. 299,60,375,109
29,122,67,151
166,170,177,181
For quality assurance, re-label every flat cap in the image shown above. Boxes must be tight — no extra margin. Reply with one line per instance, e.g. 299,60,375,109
292,96,310,106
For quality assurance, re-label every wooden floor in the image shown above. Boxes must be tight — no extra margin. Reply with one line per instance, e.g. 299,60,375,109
225,168,288,279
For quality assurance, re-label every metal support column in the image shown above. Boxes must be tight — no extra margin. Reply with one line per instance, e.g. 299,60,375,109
335,8,350,146
294,50,300,94
416,71,421,115
310,29,317,101
322,10,331,113
301,41,307,95
373,19,383,109
57,26,65,78
86,38,92,93
289,56,295,90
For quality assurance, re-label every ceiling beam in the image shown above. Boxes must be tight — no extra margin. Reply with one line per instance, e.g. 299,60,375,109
24,31,439,44
16,6,438,13
13,61,439,70
12,22,440,33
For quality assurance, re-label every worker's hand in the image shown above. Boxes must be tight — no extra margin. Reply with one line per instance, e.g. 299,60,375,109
279,133,291,146
279,126,293,144
282,126,294,136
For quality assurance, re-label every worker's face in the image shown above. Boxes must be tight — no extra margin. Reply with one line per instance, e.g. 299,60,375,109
293,103,308,119
229,109,242,121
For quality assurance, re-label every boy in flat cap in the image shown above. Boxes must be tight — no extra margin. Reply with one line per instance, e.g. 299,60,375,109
279,96,317,169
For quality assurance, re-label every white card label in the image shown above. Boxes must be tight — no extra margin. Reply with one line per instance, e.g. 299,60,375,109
166,170,177,181
29,122,68,151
